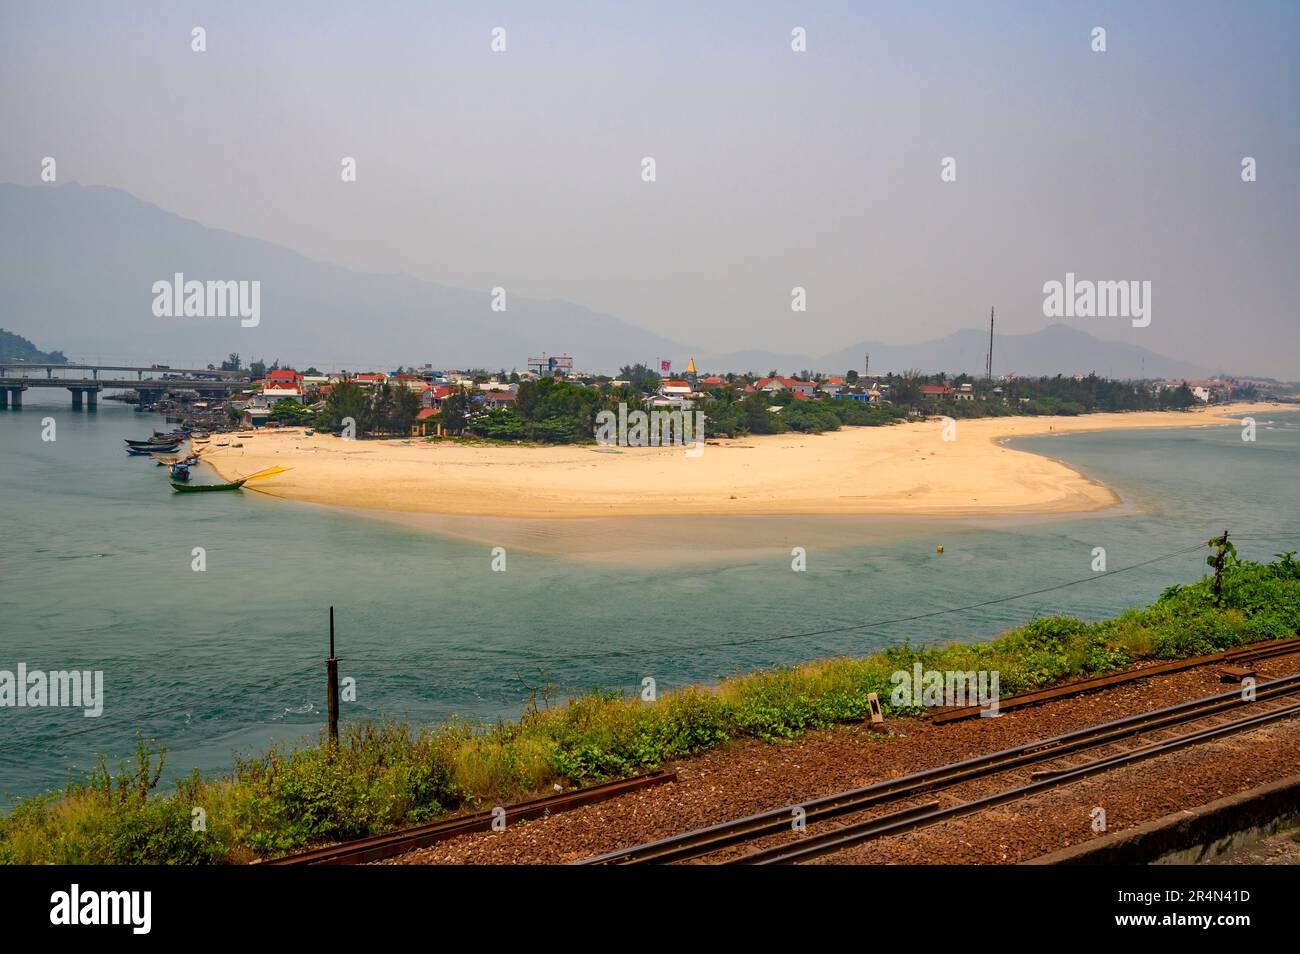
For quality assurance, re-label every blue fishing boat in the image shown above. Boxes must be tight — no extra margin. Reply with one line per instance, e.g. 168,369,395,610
126,436,180,447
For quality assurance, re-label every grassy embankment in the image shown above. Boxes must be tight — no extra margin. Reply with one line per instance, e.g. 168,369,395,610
3,550,1298,864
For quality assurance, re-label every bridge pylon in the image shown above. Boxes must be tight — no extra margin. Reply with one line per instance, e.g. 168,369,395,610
69,385,101,409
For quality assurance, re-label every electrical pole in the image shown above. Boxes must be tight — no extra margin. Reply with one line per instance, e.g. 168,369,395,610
326,606,340,745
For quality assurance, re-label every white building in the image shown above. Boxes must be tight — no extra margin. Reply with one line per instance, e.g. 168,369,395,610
259,385,304,405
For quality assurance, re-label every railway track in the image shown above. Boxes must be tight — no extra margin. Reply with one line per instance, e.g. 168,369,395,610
930,635,1300,723
265,770,675,865
580,672,1300,865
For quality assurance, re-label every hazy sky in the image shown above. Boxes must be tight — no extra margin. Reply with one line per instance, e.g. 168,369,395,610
2,1,1297,375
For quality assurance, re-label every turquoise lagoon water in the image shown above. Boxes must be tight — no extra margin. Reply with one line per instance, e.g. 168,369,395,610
1,394,1298,803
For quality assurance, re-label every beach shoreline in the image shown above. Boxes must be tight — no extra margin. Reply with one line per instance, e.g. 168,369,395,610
201,402,1282,522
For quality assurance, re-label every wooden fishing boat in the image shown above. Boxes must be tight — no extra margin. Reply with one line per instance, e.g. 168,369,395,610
170,477,247,492
126,437,177,447
168,465,289,494
128,443,178,455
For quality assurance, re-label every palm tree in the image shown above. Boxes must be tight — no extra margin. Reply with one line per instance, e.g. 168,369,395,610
893,369,925,407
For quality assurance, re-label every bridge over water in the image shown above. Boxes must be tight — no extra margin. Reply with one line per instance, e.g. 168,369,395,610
0,363,250,409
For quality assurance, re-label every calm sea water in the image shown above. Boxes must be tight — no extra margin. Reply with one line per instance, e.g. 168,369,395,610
2,395,1298,803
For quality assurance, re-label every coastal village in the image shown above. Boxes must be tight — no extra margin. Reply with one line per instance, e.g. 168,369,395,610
163,354,1284,438
1,331,1292,505
84,354,1284,524
6,329,1287,507
2,324,1285,437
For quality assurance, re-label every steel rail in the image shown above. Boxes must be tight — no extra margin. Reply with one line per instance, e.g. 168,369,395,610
930,636,1300,724
266,770,676,865
740,696,1300,864
579,672,1300,865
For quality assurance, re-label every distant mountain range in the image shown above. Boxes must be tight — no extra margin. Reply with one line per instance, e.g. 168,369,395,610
0,183,684,372
701,324,1211,379
1,183,1215,379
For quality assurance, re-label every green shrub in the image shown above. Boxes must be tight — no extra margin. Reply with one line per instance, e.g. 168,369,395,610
107,797,228,865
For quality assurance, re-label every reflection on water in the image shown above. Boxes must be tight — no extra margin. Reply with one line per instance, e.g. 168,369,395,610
348,507,1130,564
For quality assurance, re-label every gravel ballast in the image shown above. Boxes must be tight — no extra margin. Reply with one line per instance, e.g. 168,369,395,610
388,650,1300,865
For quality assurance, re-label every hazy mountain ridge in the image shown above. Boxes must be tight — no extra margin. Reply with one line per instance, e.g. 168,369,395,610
0,183,690,371
2,183,1216,379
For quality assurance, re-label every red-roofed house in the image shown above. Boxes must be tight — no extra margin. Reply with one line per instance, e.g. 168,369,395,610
422,385,455,410
651,378,696,410
756,376,817,397
920,385,953,399
259,370,304,404
260,383,303,404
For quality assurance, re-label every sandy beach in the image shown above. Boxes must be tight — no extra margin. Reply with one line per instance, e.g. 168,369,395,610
199,402,1282,521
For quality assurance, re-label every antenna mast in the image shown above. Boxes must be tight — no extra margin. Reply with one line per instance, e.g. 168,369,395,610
986,307,995,380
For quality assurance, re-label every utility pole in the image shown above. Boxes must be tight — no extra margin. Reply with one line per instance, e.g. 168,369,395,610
986,307,995,381
864,353,869,379
326,606,340,744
